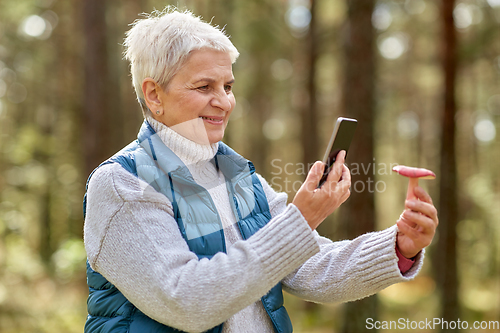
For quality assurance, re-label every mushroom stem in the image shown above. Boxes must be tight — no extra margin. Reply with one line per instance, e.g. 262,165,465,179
393,165,435,202
406,177,419,201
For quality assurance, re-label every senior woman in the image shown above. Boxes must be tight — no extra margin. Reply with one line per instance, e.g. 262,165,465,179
83,8,438,333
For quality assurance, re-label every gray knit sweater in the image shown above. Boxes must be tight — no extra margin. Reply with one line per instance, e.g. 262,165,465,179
83,118,423,333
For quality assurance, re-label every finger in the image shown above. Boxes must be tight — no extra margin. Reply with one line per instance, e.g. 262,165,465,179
398,212,417,228
406,200,438,221
397,221,428,251
327,150,346,182
397,219,420,239
398,218,433,250
337,169,351,194
340,164,351,186
401,209,435,233
414,186,433,205
303,161,325,192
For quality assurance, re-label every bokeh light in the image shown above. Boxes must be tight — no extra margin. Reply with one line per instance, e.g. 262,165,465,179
473,115,496,144
263,118,285,140
454,4,473,29
487,0,500,8
397,111,420,139
20,14,53,39
454,4,483,30
286,0,311,35
271,59,293,81
7,82,27,104
487,94,500,115
372,4,392,31
42,10,59,30
0,67,17,83
22,15,46,37
0,79,7,98
404,0,426,15
378,33,409,60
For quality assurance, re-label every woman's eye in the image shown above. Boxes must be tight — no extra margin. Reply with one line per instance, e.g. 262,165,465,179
224,85,232,92
197,85,209,91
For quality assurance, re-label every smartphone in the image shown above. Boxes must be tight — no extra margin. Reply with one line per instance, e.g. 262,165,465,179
317,117,357,188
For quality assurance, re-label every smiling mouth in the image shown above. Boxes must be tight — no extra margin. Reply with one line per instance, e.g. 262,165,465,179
200,116,223,122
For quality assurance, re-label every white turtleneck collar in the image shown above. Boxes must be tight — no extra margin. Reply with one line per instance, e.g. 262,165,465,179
145,115,219,166
145,115,226,204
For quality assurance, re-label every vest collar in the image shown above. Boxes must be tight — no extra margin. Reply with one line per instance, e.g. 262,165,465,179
137,121,254,184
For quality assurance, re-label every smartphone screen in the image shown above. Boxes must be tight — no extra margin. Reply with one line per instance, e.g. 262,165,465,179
318,117,357,187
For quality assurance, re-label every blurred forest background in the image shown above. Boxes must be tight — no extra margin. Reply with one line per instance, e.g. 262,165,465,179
0,0,499,332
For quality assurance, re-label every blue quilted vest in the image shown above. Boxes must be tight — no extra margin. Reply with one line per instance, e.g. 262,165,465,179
83,121,293,333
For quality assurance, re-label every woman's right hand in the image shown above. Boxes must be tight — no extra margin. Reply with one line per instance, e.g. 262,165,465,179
292,151,351,230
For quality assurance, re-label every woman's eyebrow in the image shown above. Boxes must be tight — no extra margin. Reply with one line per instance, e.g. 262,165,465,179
193,78,214,84
193,78,235,84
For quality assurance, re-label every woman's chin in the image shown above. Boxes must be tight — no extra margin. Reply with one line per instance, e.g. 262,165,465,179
207,130,225,144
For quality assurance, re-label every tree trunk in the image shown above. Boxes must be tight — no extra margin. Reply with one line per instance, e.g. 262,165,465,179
83,0,111,177
246,0,273,175
435,0,460,331
339,0,377,332
301,0,319,168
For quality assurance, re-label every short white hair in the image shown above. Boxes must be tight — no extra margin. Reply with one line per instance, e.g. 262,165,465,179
123,7,240,114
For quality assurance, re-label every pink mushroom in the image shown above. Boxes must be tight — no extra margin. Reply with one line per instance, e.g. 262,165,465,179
392,165,436,200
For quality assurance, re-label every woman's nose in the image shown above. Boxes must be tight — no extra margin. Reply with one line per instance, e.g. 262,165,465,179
211,89,232,111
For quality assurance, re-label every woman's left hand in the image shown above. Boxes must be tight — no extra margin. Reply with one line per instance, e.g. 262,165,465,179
396,186,439,259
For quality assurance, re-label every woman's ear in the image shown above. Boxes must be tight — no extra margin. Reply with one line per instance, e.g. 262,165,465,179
142,78,163,114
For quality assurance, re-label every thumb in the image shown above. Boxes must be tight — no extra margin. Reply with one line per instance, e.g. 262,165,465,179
304,161,324,190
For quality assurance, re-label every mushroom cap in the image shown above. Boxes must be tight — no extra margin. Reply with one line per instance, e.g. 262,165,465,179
392,165,436,179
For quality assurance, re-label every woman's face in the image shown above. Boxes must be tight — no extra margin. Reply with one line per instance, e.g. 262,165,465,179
154,49,235,144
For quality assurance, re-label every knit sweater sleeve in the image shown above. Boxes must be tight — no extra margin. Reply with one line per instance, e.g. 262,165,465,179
83,163,319,333
256,174,425,304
